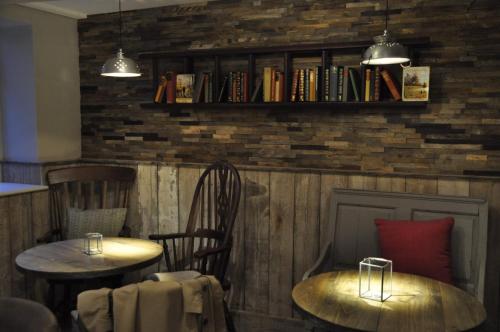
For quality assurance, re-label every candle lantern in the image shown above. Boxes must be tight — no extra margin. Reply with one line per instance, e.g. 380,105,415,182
83,233,103,255
359,257,392,302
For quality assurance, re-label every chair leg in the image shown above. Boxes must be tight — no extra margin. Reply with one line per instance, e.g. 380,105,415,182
223,300,236,332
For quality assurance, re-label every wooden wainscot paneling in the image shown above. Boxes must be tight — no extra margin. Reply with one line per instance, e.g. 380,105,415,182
0,190,49,299
121,162,500,332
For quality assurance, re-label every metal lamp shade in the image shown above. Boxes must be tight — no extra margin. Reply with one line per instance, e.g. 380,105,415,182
361,30,410,65
101,49,141,77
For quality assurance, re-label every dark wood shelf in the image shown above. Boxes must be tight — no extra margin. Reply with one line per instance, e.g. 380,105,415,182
140,101,428,110
139,38,430,59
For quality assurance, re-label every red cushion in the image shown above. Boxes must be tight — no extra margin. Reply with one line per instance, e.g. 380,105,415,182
374,217,454,284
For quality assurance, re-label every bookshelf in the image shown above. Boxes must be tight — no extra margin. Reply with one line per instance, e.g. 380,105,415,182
139,38,430,109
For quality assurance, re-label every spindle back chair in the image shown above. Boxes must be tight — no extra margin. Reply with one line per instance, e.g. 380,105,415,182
45,166,136,241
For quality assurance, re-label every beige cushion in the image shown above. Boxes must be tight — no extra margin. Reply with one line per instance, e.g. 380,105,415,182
66,208,127,239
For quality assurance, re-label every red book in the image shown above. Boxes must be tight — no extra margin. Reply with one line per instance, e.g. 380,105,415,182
380,69,402,101
166,72,176,104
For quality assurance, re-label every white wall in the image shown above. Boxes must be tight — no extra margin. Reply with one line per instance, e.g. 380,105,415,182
0,5,81,162
0,22,38,162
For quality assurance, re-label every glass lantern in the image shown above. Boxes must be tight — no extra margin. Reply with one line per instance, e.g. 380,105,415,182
83,232,103,255
359,257,392,302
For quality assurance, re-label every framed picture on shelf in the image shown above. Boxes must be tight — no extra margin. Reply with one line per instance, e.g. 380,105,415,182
176,74,195,103
402,66,430,101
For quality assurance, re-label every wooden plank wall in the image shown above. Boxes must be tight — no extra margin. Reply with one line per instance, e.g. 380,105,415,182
0,190,50,299
130,163,500,332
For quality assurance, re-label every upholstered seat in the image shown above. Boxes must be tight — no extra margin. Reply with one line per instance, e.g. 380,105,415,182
0,297,59,332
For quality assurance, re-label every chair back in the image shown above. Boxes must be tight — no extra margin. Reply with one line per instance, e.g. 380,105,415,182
0,297,59,332
47,165,136,240
181,161,241,282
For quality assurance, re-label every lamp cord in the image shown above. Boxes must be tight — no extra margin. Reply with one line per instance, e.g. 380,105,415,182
385,0,388,32
119,0,123,50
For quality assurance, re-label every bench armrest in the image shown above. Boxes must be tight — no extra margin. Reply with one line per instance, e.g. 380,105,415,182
302,241,334,280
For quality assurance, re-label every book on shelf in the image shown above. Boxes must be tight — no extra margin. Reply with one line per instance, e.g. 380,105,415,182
299,69,305,102
364,68,371,102
337,66,344,102
323,67,330,101
225,71,248,103
263,67,272,102
402,66,429,101
309,69,316,102
291,69,299,102
166,72,176,104
275,71,284,102
348,67,361,102
330,65,338,101
154,75,167,103
381,68,402,101
176,74,195,103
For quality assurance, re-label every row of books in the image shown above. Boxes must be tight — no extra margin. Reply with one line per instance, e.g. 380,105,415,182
154,66,403,104
289,65,402,103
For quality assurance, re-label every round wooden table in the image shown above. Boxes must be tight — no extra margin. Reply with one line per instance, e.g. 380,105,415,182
16,237,163,280
292,270,486,332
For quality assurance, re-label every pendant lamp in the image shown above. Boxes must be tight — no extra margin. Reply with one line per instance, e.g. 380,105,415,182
101,0,141,77
361,0,410,65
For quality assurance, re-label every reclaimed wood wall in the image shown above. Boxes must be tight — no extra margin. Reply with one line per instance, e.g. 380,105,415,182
0,190,50,299
127,163,500,331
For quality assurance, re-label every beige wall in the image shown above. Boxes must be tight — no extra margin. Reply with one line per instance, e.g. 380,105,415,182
0,5,81,162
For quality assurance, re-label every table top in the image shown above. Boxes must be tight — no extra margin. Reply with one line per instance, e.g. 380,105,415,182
16,237,163,280
292,270,486,332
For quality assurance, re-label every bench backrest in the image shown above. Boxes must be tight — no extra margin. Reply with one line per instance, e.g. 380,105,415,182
329,189,488,301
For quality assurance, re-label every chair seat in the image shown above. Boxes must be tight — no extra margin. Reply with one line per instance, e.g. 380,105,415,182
146,270,202,282
0,297,59,332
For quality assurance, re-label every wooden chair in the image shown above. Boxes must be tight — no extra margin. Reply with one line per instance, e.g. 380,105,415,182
149,161,241,330
0,297,59,332
43,165,136,242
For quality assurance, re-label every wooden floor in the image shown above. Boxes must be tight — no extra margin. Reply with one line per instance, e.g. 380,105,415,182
233,310,306,332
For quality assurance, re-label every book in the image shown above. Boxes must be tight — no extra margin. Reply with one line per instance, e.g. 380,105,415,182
381,69,402,101
342,66,350,102
299,69,305,102
166,72,176,104
154,75,167,103
330,65,338,101
324,67,330,101
275,71,284,102
304,69,310,101
270,69,276,102
193,72,205,103
314,66,321,102
176,74,195,103
205,72,213,103
374,66,381,101
337,66,344,102
364,68,371,102
251,78,263,102
402,66,430,101
348,68,361,102
309,69,316,102
291,69,299,102
218,75,228,102
263,67,272,102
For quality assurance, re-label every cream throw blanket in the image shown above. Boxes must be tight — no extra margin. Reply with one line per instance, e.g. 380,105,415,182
77,275,226,332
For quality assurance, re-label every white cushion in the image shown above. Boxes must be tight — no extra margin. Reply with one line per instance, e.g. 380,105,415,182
66,208,127,239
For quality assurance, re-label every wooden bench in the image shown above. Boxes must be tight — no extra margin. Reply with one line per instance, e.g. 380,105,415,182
305,189,488,302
